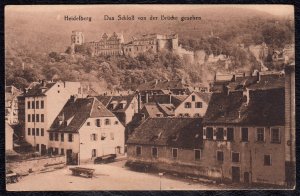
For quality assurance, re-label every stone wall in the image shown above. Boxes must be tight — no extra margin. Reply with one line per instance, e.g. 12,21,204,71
6,155,65,175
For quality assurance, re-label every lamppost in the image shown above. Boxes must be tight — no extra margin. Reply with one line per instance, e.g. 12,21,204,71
159,172,164,190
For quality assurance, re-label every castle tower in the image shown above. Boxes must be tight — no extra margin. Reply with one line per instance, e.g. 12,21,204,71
71,31,85,45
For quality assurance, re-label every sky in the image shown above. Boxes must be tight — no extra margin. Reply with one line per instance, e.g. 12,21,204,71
5,4,294,17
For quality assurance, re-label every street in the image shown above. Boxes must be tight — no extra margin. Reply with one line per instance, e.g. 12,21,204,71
7,160,220,191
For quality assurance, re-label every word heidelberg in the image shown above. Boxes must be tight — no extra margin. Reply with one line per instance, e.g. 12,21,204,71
104,15,201,22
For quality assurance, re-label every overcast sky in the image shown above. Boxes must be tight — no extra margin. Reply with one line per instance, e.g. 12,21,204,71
6,4,294,17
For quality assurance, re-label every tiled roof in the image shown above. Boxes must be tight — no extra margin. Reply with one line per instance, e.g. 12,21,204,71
142,103,164,118
203,88,285,126
127,118,203,149
194,92,212,104
96,95,135,112
49,97,114,133
137,79,189,91
23,82,56,97
157,103,175,116
247,74,285,90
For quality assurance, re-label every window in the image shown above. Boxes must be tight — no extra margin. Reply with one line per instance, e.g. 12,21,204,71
110,132,114,140
152,147,158,157
92,149,97,157
184,102,192,108
58,91,60,93
195,149,201,161
41,128,44,136
61,133,64,142
271,128,280,143
195,102,203,108
172,148,178,159
27,101,31,109
36,114,39,122
41,100,44,109
28,114,31,122
41,114,44,122
36,144,40,152
217,151,224,162
68,134,73,142
32,101,35,109
192,95,195,101
115,121,119,125
32,128,35,136
91,133,97,141
232,152,240,163
227,128,234,141
101,133,106,140
61,149,65,155
256,128,265,142
49,132,53,141
36,128,39,136
216,128,224,140
96,119,101,127
28,128,31,135
264,155,271,166
105,119,111,125
54,148,59,155
36,101,39,109
32,114,35,122
206,127,213,140
87,122,90,126
55,133,59,141
136,146,142,156
241,127,248,142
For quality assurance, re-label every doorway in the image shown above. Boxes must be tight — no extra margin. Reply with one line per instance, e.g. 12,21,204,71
244,172,250,183
232,166,240,183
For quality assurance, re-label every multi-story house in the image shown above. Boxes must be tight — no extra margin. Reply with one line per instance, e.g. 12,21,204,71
5,86,22,125
96,95,138,125
174,92,212,117
126,118,203,175
24,80,81,155
48,97,125,165
202,86,285,185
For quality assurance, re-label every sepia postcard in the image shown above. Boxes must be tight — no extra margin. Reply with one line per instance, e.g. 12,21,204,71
4,4,295,191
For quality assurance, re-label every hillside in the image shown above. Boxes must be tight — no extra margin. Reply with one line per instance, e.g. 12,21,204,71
5,6,294,91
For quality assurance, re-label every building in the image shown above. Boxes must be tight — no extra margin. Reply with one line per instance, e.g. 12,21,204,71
48,97,125,165
5,86,22,125
5,123,14,151
137,79,194,104
23,80,81,155
202,85,286,185
174,92,212,117
86,32,124,56
126,118,203,176
96,95,138,125
123,34,178,57
71,31,85,54
284,63,295,187
248,42,268,61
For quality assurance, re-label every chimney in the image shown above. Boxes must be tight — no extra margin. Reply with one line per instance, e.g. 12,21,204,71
256,71,261,82
41,80,46,87
145,92,149,103
70,95,77,103
232,74,236,82
169,92,172,104
136,92,141,113
243,72,246,77
23,88,28,94
155,79,158,85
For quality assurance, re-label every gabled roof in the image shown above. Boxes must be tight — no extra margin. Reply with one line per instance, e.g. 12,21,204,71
127,118,203,149
194,92,212,104
142,103,164,118
157,103,175,116
49,97,115,133
137,79,189,91
96,95,136,112
203,88,285,126
23,82,56,97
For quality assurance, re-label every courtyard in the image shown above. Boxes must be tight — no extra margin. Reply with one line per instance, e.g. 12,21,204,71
7,160,223,191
